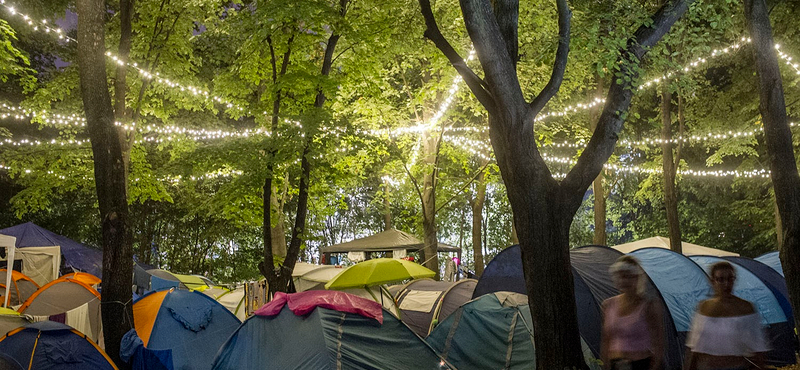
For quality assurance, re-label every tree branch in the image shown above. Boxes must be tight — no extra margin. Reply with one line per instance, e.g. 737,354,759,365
418,0,495,110
493,0,519,65
403,159,425,206
436,160,491,214
528,0,571,118
561,0,694,201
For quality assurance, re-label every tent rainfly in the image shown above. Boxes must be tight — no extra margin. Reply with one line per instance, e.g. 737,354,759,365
612,236,739,256
394,278,477,337
319,228,460,260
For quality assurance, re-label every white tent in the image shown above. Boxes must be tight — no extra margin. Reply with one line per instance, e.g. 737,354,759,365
0,234,15,308
611,236,739,257
0,246,61,286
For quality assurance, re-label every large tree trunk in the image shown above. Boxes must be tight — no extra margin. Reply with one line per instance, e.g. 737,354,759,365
661,83,682,253
421,130,440,278
471,162,488,276
590,77,606,245
77,0,134,367
745,0,800,332
420,0,691,367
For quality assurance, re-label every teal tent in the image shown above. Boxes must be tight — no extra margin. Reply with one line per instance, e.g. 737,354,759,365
212,303,452,369
427,292,601,370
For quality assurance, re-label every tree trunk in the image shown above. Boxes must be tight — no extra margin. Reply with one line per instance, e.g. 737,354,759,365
419,0,692,367
269,187,287,258
383,177,392,230
745,0,800,332
421,129,440,278
775,195,784,249
590,76,606,245
77,0,134,367
661,83,682,253
471,160,488,276
263,1,347,292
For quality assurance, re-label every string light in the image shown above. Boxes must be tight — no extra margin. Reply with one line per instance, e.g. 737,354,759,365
0,1,247,115
775,44,800,76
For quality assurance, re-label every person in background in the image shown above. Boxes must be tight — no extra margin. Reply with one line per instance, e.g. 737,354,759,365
684,261,769,370
601,255,665,370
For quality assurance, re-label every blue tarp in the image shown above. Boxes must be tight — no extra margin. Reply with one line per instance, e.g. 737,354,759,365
212,304,451,370
756,251,784,277
630,248,712,333
0,223,103,278
0,321,115,370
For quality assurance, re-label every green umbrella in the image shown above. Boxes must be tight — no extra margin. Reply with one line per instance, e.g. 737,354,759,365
324,258,436,290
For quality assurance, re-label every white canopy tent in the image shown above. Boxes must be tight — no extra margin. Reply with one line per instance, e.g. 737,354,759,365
611,236,739,257
0,234,15,308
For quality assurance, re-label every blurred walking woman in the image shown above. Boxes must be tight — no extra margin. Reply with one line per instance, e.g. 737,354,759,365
685,261,769,370
601,256,665,370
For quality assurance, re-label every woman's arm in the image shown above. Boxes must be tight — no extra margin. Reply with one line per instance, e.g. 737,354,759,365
645,300,664,370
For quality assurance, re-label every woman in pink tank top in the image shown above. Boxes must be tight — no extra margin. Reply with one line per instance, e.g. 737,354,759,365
601,256,665,370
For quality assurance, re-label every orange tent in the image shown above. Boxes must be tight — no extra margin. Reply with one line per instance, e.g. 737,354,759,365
19,276,102,344
0,269,39,306
62,271,101,286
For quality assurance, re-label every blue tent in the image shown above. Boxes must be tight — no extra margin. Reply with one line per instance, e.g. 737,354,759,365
691,255,795,366
126,289,241,370
473,245,682,369
212,305,451,370
630,248,711,335
0,222,103,278
756,251,784,277
0,321,116,369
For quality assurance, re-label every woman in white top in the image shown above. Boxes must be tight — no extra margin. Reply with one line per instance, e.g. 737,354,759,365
685,261,770,370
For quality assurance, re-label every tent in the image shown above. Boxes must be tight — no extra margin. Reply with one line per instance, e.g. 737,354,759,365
394,278,477,336
427,292,600,370
0,269,39,306
61,272,101,287
0,321,116,369
18,276,103,344
0,307,28,336
691,255,795,366
319,228,461,261
0,222,103,279
214,287,246,321
293,265,346,291
128,289,241,370
612,236,739,256
211,291,452,370
147,269,211,291
474,245,682,369
756,251,784,276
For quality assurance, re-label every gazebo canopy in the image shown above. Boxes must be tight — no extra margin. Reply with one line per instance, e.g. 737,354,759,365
320,228,459,253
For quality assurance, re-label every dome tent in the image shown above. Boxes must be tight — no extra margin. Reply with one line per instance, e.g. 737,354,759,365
18,276,102,344
427,292,600,370
0,307,28,336
394,278,477,336
0,321,116,369
756,251,783,276
126,288,241,370
211,290,452,370
0,269,38,306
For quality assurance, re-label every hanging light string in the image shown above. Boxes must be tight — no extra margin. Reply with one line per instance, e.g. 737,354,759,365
775,43,800,76
0,0,248,114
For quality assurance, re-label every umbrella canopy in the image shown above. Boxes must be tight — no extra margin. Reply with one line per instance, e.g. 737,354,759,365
324,258,435,289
